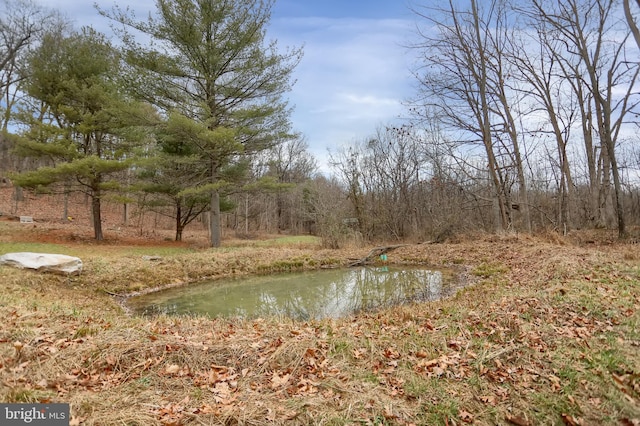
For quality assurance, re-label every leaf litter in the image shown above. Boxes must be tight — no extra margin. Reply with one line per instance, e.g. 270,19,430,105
0,229,639,424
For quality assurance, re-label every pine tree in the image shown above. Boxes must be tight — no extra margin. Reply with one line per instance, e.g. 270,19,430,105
12,27,156,240
102,0,302,247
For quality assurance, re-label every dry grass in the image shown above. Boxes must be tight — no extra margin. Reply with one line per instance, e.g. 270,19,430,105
1,222,639,425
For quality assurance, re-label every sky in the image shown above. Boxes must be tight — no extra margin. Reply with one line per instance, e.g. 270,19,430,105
36,0,418,174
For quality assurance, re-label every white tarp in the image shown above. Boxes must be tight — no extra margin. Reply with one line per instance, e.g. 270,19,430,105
0,252,83,275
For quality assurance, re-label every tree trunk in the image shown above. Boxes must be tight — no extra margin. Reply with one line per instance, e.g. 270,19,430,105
592,84,624,236
624,0,640,50
556,123,574,233
175,202,183,242
471,0,511,232
610,149,626,238
277,192,284,232
210,190,221,247
63,191,69,221
245,193,249,234
503,105,531,232
600,130,626,237
92,191,103,241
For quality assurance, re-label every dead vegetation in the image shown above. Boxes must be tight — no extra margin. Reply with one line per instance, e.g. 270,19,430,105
0,221,639,425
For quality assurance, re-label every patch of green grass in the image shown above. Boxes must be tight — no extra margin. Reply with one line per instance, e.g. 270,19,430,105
359,371,381,385
0,241,197,259
0,242,81,256
556,365,580,391
256,258,306,273
420,400,460,426
530,392,576,423
135,377,152,388
5,388,54,403
329,338,352,357
471,262,507,278
73,326,99,339
254,235,321,247
590,346,631,373
404,376,433,399
124,246,196,256
368,414,393,425
190,386,203,400
320,257,343,267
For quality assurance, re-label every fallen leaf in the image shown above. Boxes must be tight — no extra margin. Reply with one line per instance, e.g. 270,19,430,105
431,366,445,377
270,371,291,389
165,364,180,375
505,414,531,426
69,416,84,426
448,340,462,350
421,358,440,368
384,347,400,359
561,413,582,425
352,348,365,359
459,410,474,423
479,395,497,405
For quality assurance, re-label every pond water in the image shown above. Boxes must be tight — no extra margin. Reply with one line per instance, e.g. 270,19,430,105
127,266,458,321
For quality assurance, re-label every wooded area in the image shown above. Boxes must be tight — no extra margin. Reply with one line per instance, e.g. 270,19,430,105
1,0,639,246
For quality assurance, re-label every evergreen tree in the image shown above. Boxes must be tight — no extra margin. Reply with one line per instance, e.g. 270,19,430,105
12,27,155,240
102,0,302,247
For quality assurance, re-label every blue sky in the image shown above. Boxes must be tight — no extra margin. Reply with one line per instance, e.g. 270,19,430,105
38,0,417,172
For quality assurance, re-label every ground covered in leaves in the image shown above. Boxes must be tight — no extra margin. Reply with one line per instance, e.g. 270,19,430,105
0,221,639,425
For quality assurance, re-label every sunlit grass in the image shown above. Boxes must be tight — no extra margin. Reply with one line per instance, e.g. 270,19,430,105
230,234,322,248
0,242,82,256
0,240,197,258
257,235,321,246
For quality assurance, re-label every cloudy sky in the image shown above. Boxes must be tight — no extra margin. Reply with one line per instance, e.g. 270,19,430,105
36,0,418,173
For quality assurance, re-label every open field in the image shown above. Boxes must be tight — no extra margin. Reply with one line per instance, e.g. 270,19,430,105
0,220,639,425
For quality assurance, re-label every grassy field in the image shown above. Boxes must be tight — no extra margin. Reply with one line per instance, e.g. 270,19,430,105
0,221,638,425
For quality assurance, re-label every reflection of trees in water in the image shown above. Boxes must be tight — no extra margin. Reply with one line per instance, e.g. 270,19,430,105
247,268,444,320
135,267,446,320
140,302,179,316
254,292,311,321
350,268,443,314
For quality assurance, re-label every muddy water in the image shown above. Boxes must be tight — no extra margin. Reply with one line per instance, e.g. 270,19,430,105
127,266,458,320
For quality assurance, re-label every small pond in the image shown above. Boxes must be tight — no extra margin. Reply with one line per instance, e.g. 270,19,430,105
127,266,459,321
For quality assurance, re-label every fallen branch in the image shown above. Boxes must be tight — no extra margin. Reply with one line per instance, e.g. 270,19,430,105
348,244,409,267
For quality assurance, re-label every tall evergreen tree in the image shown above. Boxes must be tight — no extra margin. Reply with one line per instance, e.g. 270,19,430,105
12,27,155,240
102,0,303,247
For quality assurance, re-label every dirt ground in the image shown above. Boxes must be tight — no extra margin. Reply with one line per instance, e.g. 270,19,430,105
0,185,217,246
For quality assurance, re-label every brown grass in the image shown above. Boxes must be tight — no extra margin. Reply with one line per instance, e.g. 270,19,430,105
1,221,639,425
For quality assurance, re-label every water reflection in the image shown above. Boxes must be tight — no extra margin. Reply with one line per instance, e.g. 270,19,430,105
128,267,454,320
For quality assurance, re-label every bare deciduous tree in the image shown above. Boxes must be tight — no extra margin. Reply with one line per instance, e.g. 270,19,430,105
529,0,640,238
624,0,640,49
0,0,62,130
409,0,533,233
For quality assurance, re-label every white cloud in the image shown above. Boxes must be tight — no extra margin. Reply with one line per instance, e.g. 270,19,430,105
270,16,414,172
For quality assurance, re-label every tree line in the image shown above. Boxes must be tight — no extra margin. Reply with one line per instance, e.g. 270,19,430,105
1,0,639,247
